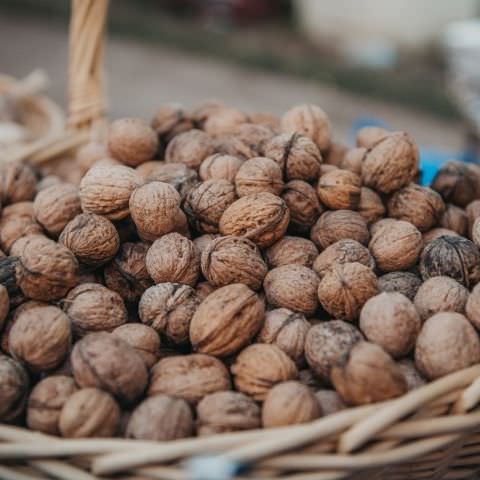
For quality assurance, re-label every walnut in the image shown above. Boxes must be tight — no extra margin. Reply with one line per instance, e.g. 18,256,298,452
190,100,224,129
235,157,284,197
197,391,261,436
9,305,71,372
263,133,322,182
0,162,37,205
232,123,275,157
148,162,199,199
472,217,480,248
423,227,460,244
264,265,319,316
212,135,254,160
219,192,289,248
323,141,347,167
136,160,165,181
146,233,200,286
362,132,419,194
249,111,280,130
196,281,217,301
341,147,366,175
397,359,426,391
315,390,346,416
231,344,298,401
280,104,331,152
71,332,148,405
465,283,480,329
378,271,422,301
139,283,200,345
359,292,421,358
331,341,407,405
262,381,321,428
165,129,214,169
76,141,109,173
0,285,9,330
266,236,318,269
79,165,142,220
256,308,310,365
190,283,264,356
281,180,322,233
415,312,480,379
420,235,480,287
317,169,361,210
203,107,249,136
0,355,29,421
112,324,160,368
440,204,468,236
151,103,194,144
312,239,375,280
466,200,480,238
200,154,244,183
184,180,237,234
201,235,267,290
431,161,477,207
59,388,120,438
369,220,423,272
369,218,397,237
310,210,369,250
126,394,193,441
317,262,378,321
357,187,385,225
37,175,62,192
387,184,445,232
298,368,324,390
193,234,220,255
26,375,77,435
148,354,231,404
356,126,389,149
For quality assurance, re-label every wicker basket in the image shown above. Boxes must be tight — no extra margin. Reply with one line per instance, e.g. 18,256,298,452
3,2,480,480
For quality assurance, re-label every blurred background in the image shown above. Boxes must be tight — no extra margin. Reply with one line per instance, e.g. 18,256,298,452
0,0,479,158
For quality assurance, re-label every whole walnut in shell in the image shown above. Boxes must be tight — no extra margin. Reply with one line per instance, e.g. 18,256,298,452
112,324,160,368
139,283,200,345
146,233,200,286
466,200,480,237
60,213,120,265
197,391,261,436
149,162,199,199
200,154,244,183
76,141,108,173
235,157,284,197
193,234,220,255
341,147,366,175
232,123,275,157
317,262,378,321
317,169,361,210
165,129,214,169
0,355,29,421
0,163,37,205
203,106,249,136
357,187,385,225
397,359,426,391
148,354,231,404
315,390,346,416
266,236,318,269
466,283,480,329
378,271,422,301
231,344,298,401
190,283,264,356
9,305,71,372
423,227,460,245
71,332,148,405
27,375,77,435
331,341,407,405
415,312,480,379
151,103,194,144
356,126,389,149
249,111,280,130
0,285,9,331
440,204,468,236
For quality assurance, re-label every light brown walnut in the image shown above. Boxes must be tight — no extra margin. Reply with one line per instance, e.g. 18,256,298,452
0,355,29,421
76,141,108,174
323,142,347,166
192,234,220,256
317,169,361,210
112,324,160,368
200,154,244,183
165,129,214,169
232,123,275,157
423,227,460,245
358,187,385,225
148,162,199,199
151,103,194,143
266,236,318,269
203,107,249,136
341,147,366,175
466,200,480,238
466,283,480,329
0,162,37,205
440,204,468,236
235,157,284,197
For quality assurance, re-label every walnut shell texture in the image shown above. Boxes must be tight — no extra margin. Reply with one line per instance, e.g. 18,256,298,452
151,103,194,143
148,162,199,199
358,187,385,225
317,169,361,210
0,355,29,421
235,157,284,197
0,163,37,205
356,126,389,149
165,129,214,169
431,161,477,207
378,271,422,301
266,236,318,269
440,204,468,236
200,154,244,183
466,283,480,329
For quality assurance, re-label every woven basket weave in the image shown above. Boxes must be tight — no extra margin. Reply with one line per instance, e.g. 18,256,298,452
3,2,480,480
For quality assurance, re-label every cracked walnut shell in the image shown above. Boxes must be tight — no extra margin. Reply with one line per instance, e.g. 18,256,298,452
235,157,284,197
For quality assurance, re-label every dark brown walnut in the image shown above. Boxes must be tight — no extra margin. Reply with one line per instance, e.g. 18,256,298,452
257,308,310,365
9,305,71,372
60,213,120,266
76,141,108,174
129,181,181,240
200,154,244,183
201,236,267,290
15,235,78,301
360,292,421,358
104,241,153,303
317,169,361,210
280,104,331,152
183,180,237,234
397,359,426,390
203,106,249,136
362,132,419,194
148,354,231,404
0,355,29,421
71,332,148,405
151,103,194,144
235,157,284,197
466,200,480,238
219,192,290,248
112,324,160,368
415,312,480,380
423,227,460,244
341,147,366,175
358,187,385,225
281,180,323,233
126,394,193,441
193,234,220,256
420,235,480,287
264,265,319,316
148,162,199,199
440,204,468,236
26,375,77,435
266,236,318,269
305,321,363,382
232,123,275,157
431,161,477,207
146,233,200,286
356,126,389,149
466,283,480,329
197,390,261,436
312,239,375,280
108,117,158,167
196,281,217,302
387,184,445,232
0,162,37,205
249,111,280,130
165,129,215,169
369,220,423,272
79,165,142,220
378,271,422,301
33,183,82,237
317,262,378,321
114,216,139,243
315,390,346,416
62,283,127,337
262,381,322,428
59,388,120,438
190,283,265,356
231,344,298,401
263,132,322,182
139,283,200,345
414,276,468,321
0,284,9,331
310,210,369,250
331,341,407,405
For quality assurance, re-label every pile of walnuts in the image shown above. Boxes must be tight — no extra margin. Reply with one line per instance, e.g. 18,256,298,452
2,101,480,441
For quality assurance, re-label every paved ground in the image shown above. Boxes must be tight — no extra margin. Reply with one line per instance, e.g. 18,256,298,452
0,14,465,150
